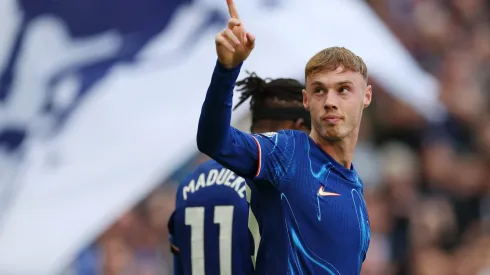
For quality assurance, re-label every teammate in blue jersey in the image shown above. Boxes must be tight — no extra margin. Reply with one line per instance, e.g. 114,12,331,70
196,0,372,274
168,71,311,275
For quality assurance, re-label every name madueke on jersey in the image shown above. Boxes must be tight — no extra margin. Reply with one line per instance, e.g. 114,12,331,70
182,168,247,200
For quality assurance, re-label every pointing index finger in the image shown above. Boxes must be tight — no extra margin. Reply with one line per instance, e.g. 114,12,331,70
227,0,240,19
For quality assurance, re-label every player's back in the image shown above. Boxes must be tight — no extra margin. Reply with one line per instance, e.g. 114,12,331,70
169,159,253,275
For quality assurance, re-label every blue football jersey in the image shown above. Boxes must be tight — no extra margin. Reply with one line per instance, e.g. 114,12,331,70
168,159,253,275
245,130,371,274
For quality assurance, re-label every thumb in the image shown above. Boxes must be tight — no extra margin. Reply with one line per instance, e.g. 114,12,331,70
246,32,255,49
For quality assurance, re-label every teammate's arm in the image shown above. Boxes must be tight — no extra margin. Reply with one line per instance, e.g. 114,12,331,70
168,215,183,275
172,244,184,275
168,187,184,275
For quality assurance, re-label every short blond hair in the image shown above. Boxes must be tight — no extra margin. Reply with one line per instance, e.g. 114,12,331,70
305,47,368,81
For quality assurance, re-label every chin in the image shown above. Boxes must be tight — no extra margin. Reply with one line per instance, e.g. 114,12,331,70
321,131,343,142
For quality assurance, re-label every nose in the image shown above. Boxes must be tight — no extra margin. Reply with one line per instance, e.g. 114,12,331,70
323,92,339,110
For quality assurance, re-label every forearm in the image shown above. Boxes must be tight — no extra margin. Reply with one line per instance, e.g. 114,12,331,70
197,60,241,154
196,60,258,178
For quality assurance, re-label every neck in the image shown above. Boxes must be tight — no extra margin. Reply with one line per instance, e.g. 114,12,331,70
310,129,359,169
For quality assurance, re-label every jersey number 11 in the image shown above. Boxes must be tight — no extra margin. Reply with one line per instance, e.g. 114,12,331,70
185,206,234,275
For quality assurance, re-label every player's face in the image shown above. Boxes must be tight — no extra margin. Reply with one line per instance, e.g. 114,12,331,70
302,67,371,142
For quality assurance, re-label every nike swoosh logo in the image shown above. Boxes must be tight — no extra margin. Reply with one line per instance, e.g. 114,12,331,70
317,186,340,197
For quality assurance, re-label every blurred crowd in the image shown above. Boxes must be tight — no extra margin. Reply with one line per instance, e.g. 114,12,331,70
69,0,490,274
363,0,490,274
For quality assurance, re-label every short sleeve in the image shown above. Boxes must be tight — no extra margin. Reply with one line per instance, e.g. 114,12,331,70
250,130,298,190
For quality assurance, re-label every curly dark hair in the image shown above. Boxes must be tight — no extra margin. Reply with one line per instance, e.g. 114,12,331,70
233,72,310,130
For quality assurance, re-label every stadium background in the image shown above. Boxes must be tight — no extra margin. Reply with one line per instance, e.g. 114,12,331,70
0,0,489,274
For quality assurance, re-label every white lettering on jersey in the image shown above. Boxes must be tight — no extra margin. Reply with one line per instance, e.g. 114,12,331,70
183,168,247,200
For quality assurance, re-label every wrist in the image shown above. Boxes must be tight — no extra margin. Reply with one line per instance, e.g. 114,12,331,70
216,60,243,73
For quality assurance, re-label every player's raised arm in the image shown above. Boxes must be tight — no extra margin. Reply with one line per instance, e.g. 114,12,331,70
196,0,259,178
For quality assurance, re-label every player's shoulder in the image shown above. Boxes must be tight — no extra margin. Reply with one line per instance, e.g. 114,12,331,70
176,158,247,204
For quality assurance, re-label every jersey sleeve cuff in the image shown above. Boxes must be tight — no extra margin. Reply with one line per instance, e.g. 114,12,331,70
214,60,243,81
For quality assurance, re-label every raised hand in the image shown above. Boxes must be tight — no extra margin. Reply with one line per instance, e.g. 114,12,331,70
215,0,255,69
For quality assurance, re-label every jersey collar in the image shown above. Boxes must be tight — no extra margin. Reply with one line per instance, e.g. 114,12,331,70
306,135,362,188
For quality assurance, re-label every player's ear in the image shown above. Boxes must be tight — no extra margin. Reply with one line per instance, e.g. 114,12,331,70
302,89,309,111
363,85,372,108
